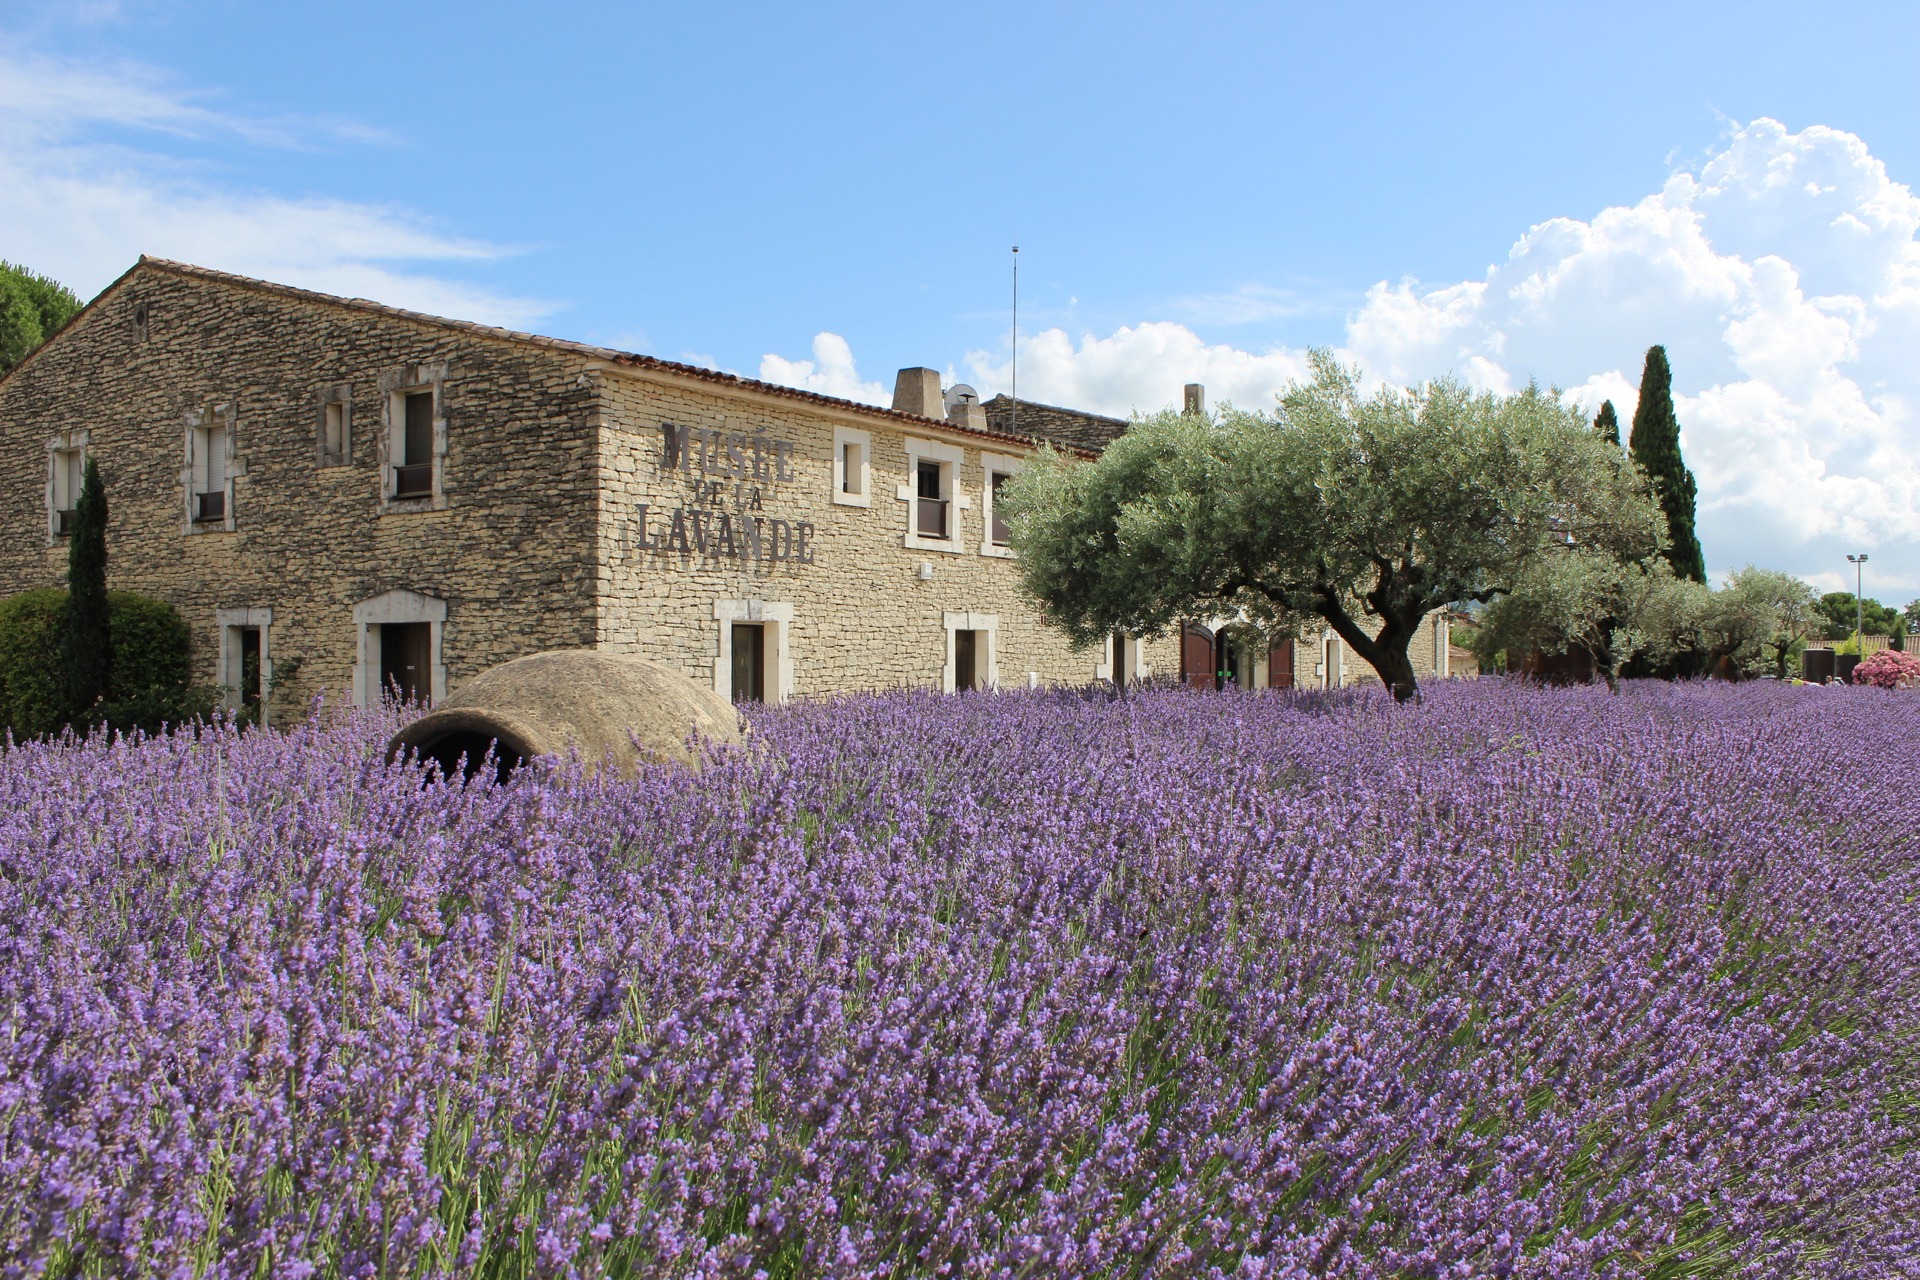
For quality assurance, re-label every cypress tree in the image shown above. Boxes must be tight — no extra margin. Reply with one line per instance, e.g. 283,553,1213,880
1593,399,1620,445
63,456,111,727
1628,346,1706,583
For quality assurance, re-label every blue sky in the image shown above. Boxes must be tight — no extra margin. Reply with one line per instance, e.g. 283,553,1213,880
5,1,1920,598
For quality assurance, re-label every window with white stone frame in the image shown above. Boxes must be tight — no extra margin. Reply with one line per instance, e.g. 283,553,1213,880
832,426,870,507
47,430,87,540
216,607,273,724
379,363,448,509
352,589,448,707
943,611,998,692
183,402,237,532
978,451,1023,557
714,600,793,704
318,384,352,466
900,437,967,553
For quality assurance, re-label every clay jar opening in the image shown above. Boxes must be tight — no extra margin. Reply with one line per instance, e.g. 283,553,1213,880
387,709,540,785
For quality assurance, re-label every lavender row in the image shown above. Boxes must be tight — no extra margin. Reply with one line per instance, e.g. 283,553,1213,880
2,681,1916,1278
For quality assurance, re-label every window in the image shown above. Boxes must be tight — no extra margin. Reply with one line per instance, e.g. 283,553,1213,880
380,363,447,509
395,391,434,497
714,600,793,704
186,404,234,530
832,426,870,507
51,445,84,537
942,611,998,693
901,438,967,553
319,385,352,466
1110,631,1132,685
916,460,948,537
194,422,227,521
978,452,1024,557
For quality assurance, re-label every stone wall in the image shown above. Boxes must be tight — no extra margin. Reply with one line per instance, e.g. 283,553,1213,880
0,262,600,718
0,260,1454,713
591,367,1180,694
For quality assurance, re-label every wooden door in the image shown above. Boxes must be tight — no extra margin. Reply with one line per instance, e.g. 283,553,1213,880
1180,625,1215,689
730,623,765,703
379,622,431,704
1268,639,1294,689
954,629,977,691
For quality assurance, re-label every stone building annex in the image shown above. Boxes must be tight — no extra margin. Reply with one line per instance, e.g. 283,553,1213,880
0,258,1452,719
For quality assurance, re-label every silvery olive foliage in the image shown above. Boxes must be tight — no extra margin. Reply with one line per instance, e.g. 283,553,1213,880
1003,352,1663,700
1472,555,1709,689
4,682,1917,1277
1701,566,1822,679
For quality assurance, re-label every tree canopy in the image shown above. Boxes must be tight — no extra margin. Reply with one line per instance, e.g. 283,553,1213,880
0,261,83,378
1470,555,1705,690
1005,352,1663,701
1700,566,1819,679
1817,592,1899,640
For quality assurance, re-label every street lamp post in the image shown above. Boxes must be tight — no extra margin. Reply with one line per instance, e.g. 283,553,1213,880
1846,553,1870,663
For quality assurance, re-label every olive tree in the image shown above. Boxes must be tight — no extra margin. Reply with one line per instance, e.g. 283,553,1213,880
1700,566,1819,679
1004,353,1663,701
1471,553,1707,691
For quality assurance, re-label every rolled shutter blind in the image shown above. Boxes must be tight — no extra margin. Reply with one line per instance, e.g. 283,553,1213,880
206,426,227,491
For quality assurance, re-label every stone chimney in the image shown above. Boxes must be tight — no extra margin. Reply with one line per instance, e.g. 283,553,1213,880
892,368,944,418
945,383,987,432
1184,383,1206,416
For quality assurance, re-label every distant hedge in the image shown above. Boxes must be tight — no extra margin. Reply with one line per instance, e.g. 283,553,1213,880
0,589,214,739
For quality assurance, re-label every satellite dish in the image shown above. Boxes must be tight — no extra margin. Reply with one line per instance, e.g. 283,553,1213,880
945,383,980,412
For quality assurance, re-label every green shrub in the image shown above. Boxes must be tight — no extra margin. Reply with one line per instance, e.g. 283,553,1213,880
0,589,68,739
0,589,215,739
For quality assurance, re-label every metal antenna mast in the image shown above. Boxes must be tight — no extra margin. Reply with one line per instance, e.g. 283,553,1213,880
1011,245,1019,437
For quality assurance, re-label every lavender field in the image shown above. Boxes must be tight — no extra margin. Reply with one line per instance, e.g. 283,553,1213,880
3,682,1917,1278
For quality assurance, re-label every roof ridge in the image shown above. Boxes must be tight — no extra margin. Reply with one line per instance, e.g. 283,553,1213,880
131,257,1084,454
980,392,1130,425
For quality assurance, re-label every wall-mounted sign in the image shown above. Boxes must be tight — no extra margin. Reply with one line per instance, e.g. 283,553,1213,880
634,422,816,565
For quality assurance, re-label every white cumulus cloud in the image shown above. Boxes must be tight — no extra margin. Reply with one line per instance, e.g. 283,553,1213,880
758,333,889,406
765,119,1920,597
964,322,1312,417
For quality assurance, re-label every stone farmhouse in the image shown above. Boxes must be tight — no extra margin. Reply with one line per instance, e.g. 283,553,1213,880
0,258,1451,720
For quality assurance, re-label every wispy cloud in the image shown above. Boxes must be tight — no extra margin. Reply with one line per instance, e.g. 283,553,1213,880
0,46,548,326
1168,282,1325,326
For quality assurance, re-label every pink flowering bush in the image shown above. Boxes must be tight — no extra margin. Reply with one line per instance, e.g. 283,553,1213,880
2,682,1917,1277
1853,646,1920,688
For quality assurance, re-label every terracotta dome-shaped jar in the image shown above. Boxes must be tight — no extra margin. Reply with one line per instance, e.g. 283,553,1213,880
386,649,742,781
